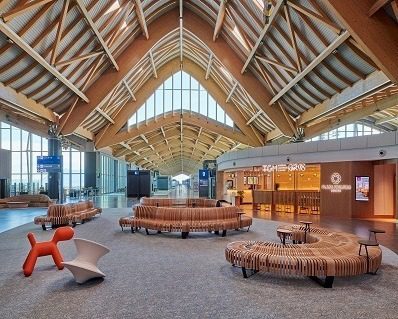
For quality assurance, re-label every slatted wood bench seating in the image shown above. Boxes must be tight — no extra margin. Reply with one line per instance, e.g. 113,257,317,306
69,201,101,226
34,204,72,230
139,197,220,208
0,194,56,208
119,205,252,238
34,201,101,230
225,224,382,288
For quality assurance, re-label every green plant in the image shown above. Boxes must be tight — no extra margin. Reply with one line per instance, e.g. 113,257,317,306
237,190,244,198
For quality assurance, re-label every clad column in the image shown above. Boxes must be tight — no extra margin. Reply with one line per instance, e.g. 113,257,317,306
47,125,62,202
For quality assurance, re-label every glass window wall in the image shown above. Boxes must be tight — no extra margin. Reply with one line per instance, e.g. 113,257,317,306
128,71,233,127
307,123,382,142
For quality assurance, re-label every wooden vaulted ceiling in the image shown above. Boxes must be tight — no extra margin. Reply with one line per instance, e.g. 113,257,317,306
0,0,397,175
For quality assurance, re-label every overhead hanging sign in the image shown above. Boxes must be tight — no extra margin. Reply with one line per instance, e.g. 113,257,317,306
262,163,306,173
321,172,352,193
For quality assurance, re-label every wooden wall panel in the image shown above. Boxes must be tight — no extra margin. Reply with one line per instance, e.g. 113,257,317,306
373,163,395,216
320,162,352,218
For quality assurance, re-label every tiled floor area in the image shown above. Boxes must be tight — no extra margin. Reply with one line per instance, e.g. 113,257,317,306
0,207,47,233
1,192,397,254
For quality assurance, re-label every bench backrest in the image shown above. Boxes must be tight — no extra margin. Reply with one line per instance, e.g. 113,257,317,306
47,204,72,217
135,205,240,222
3,194,53,203
71,200,94,212
140,197,218,207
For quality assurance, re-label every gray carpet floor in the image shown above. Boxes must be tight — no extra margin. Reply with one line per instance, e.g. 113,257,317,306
0,208,397,319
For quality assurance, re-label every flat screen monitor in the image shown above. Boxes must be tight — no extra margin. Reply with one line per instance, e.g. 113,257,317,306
37,156,62,173
355,176,370,201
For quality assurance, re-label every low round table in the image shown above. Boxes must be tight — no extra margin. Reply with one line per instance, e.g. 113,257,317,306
358,239,380,273
7,201,29,208
368,228,385,243
277,229,292,245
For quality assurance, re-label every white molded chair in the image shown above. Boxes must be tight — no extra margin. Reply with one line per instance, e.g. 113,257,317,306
62,238,110,284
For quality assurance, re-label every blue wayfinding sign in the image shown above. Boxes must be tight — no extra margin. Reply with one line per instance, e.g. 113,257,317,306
37,156,62,173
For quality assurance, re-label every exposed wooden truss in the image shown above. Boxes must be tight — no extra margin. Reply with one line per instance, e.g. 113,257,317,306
134,0,149,40
0,1,397,174
213,0,227,41
324,0,398,82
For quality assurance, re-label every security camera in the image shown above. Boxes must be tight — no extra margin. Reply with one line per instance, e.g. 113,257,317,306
286,156,290,162
379,149,386,157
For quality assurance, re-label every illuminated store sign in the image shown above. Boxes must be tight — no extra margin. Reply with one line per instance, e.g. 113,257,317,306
262,163,306,172
321,172,351,193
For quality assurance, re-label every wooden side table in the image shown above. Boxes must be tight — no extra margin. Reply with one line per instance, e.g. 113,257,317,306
368,228,385,243
278,229,292,245
358,240,379,274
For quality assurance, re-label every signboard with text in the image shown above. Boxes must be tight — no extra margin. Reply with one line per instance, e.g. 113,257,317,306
37,156,62,173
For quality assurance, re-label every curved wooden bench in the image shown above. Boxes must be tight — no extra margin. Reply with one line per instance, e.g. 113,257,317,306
69,201,101,226
34,204,73,230
139,197,219,207
0,194,56,208
119,205,252,238
225,224,382,288
34,201,101,230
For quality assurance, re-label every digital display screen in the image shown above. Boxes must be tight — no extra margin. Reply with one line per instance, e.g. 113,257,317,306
199,170,209,187
37,156,62,173
355,176,370,201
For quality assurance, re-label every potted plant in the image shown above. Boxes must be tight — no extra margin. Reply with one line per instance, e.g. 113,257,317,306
235,190,244,207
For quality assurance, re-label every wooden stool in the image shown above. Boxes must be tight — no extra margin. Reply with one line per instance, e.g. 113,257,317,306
368,228,385,243
358,240,379,274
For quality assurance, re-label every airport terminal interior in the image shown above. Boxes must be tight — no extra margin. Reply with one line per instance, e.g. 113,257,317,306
0,0,397,318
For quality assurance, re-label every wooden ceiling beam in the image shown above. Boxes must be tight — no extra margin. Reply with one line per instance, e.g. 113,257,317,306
0,82,57,123
1,0,55,22
75,0,119,71
55,51,103,68
184,9,294,136
95,107,115,124
324,0,398,83
287,1,341,34
100,112,252,148
213,0,227,41
149,50,158,78
241,0,285,73
60,10,179,135
305,93,398,139
298,70,391,126
50,0,69,65
270,31,350,105
205,53,213,80
126,128,226,153
134,0,149,40
368,0,392,16
0,19,89,103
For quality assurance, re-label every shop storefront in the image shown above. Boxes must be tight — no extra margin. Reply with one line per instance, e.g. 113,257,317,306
222,163,321,215
216,133,398,219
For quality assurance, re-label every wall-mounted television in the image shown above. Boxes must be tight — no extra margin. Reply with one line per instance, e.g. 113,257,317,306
37,156,62,173
355,176,370,201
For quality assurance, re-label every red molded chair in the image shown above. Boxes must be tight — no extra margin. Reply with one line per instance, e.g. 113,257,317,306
22,226,74,277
